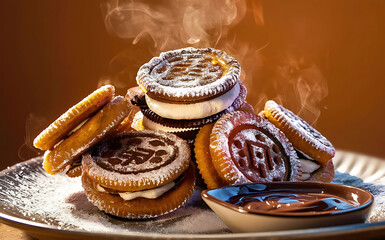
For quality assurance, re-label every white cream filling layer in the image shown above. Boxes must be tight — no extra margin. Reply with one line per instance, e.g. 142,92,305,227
96,181,175,201
142,115,199,132
145,82,240,120
300,159,321,181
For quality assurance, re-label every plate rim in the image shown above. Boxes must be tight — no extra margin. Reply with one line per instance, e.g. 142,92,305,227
1,151,385,239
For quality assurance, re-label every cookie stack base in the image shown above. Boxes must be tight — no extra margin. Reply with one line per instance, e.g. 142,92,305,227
82,165,195,219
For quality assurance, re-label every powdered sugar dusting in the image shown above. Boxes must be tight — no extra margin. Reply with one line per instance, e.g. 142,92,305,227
210,111,301,184
150,52,224,87
2,154,385,236
92,135,176,173
136,48,240,101
265,100,335,157
83,130,191,191
230,128,289,182
0,158,228,234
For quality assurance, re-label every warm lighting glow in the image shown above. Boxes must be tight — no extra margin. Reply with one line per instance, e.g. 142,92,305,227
101,0,328,126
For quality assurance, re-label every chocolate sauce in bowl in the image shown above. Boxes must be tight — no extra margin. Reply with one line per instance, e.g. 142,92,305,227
240,192,357,213
205,182,372,216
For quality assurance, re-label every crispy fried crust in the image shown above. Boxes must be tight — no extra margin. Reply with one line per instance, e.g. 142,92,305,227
82,164,195,219
34,85,115,150
137,48,240,103
66,165,83,178
194,123,226,189
43,96,130,175
236,101,255,115
115,106,141,133
264,100,335,165
209,111,301,185
82,130,191,192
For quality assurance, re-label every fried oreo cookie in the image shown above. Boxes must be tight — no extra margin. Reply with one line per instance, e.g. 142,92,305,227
82,130,195,219
134,47,246,142
34,85,130,176
263,100,335,182
195,111,301,189
34,85,115,150
137,47,241,105
140,83,248,145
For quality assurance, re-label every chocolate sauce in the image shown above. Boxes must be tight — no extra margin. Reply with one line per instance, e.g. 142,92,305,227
240,192,356,213
207,183,362,215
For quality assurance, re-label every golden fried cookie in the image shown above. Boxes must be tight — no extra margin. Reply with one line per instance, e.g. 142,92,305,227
137,47,241,103
264,100,335,166
136,48,244,122
43,96,130,175
194,123,226,189
82,130,191,191
65,160,82,178
82,164,195,219
81,130,194,218
209,111,301,185
34,85,115,150
141,81,247,130
115,106,141,133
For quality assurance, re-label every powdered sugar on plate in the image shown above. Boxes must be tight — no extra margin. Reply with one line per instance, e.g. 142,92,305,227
1,153,385,235
0,158,228,234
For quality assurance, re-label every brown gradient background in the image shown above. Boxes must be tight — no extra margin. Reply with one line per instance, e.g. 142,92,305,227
1,0,385,170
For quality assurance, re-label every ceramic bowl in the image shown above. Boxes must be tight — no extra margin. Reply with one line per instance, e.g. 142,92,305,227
201,182,373,233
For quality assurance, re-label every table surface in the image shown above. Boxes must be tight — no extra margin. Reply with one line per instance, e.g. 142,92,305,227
0,223,36,240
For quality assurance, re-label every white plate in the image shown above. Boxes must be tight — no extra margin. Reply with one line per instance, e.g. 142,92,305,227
0,150,385,240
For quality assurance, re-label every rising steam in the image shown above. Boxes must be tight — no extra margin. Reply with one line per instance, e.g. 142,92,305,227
101,0,328,125
20,0,329,161
102,0,247,51
272,56,328,125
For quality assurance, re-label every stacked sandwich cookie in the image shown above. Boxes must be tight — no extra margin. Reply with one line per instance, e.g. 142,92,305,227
262,100,335,182
194,99,336,189
134,47,252,144
82,130,195,218
33,85,195,219
32,47,337,220
33,85,131,177
194,111,302,189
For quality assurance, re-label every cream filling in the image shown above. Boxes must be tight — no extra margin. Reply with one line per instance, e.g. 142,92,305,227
142,115,199,132
96,184,107,192
300,159,321,181
145,82,240,120
69,118,88,135
51,119,89,150
96,181,175,201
